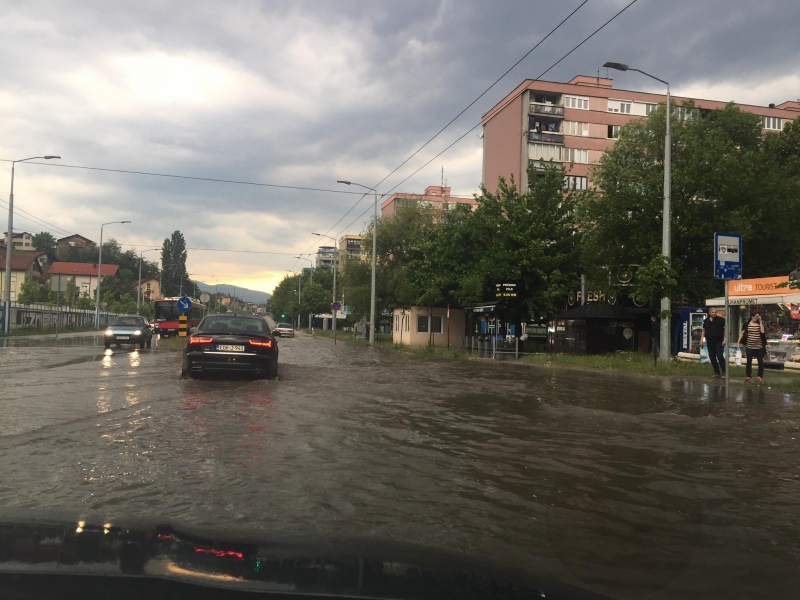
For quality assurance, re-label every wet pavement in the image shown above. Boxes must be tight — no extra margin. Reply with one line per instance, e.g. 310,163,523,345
1,333,799,598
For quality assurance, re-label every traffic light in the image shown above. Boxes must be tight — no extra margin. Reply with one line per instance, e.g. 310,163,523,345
281,313,285,318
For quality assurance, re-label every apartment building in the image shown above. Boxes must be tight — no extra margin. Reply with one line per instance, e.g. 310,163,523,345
482,75,799,193
381,185,478,217
315,246,338,271
2,231,36,251
50,262,119,297
339,234,366,261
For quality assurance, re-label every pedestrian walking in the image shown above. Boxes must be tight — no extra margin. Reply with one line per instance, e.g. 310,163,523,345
737,311,767,382
700,308,726,377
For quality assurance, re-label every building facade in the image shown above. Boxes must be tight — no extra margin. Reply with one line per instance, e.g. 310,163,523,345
392,307,466,348
49,262,119,297
2,231,36,251
339,235,365,261
57,234,95,251
482,75,799,193
315,246,338,271
135,276,162,302
0,252,46,300
381,185,478,217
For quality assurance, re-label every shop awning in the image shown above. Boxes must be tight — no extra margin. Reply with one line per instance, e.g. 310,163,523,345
706,293,800,306
464,302,498,313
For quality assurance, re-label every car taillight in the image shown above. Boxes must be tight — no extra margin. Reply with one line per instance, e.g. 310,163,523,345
189,336,214,345
249,339,273,348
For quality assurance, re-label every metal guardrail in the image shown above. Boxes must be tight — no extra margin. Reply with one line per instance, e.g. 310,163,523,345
0,301,126,331
528,131,564,144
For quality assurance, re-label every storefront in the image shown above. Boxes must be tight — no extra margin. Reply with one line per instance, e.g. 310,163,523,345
706,276,800,367
553,303,639,354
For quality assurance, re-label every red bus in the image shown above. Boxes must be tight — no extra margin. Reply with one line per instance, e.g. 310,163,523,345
153,297,207,337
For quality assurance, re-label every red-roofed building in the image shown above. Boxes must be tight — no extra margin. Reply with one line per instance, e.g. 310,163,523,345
0,252,46,301
50,262,119,297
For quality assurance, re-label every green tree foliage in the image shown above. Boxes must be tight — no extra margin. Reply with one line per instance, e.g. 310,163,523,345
578,102,800,306
17,275,41,305
300,281,330,317
64,277,79,306
159,231,189,297
76,291,94,310
32,232,57,254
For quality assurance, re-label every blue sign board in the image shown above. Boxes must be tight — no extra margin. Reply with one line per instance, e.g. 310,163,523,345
332,301,342,312
177,296,193,313
714,232,742,280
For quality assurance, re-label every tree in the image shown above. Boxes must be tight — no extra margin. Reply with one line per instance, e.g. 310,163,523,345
160,231,189,297
32,232,57,254
76,291,94,310
300,282,330,318
64,277,78,306
18,275,41,305
577,101,800,307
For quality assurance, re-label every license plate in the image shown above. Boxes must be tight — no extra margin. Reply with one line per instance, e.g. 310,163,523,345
117,336,130,340
217,345,245,351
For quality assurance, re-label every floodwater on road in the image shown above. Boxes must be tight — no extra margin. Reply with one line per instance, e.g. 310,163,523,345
1,333,799,598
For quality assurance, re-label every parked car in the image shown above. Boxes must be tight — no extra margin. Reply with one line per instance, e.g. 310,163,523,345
182,315,278,379
104,316,153,349
273,323,295,338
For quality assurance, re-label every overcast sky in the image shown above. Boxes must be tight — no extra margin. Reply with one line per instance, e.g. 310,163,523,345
1,0,798,293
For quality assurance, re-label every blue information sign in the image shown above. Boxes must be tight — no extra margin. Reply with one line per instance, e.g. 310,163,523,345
332,301,342,312
177,296,193,313
714,232,742,280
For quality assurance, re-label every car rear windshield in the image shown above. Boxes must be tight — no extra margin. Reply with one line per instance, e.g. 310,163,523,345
277,323,293,328
198,317,268,335
110,317,145,327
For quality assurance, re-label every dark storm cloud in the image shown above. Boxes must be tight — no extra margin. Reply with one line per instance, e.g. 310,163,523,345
0,0,797,289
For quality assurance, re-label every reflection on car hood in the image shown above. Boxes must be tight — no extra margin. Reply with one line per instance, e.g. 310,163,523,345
0,516,609,599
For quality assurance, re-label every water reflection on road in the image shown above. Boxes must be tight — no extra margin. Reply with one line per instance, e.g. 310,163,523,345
0,333,799,598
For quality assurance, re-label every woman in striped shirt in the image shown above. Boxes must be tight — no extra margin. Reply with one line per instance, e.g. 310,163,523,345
737,312,767,382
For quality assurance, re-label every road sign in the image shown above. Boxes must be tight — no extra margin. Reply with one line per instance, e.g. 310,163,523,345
332,301,342,312
714,233,742,280
199,291,211,304
177,296,193,312
178,314,188,337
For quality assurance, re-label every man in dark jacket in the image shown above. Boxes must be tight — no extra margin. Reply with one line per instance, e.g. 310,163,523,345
700,308,727,377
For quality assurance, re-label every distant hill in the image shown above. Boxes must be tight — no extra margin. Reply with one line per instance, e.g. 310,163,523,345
194,282,271,304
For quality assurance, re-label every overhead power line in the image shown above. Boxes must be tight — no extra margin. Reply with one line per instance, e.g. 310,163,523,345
290,0,592,269
332,0,641,239
0,159,370,196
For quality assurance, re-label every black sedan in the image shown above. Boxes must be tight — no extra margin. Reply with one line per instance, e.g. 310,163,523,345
182,315,278,379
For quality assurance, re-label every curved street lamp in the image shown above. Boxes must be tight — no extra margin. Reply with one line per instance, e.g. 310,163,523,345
603,62,671,362
95,220,131,328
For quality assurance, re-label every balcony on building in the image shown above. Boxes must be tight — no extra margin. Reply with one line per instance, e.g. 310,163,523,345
528,131,564,144
529,92,563,118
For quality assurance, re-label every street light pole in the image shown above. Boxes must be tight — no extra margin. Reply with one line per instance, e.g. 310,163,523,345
3,155,61,335
295,255,314,329
95,220,131,328
286,270,301,329
337,180,379,345
604,62,672,362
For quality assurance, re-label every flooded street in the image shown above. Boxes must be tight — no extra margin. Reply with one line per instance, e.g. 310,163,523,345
1,333,799,598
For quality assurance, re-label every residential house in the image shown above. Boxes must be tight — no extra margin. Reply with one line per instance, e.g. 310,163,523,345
0,252,46,301
134,276,161,302
392,306,465,348
50,262,119,297
2,231,36,252
57,234,96,251
481,74,798,193
381,186,478,217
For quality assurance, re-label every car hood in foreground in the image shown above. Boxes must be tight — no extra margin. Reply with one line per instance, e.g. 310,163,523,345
0,516,609,600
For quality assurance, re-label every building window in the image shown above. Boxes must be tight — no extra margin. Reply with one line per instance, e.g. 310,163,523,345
394,315,399,331
763,116,782,130
533,93,558,104
564,121,589,136
565,96,589,110
607,125,620,138
431,316,443,334
608,100,632,114
417,315,429,333
563,148,588,163
564,176,588,191
404,315,409,332
674,106,697,121
529,143,562,161
645,103,658,115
